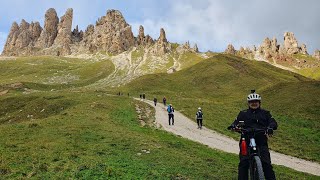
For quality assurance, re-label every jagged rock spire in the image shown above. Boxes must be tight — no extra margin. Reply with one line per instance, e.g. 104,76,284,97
225,44,236,55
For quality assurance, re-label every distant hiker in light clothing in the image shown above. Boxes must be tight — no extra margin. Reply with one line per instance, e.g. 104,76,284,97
163,97,167,106
196,107,203,129
154,97,157,106
167,104,174,125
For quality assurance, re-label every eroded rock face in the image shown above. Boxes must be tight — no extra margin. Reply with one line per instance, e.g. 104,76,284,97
54,8,73,45
2,22,20,55
137,25,154,47
36,8,59,48
2,19,43,56
300,44,308,55
283,32,300,54
176,41,199,53
225,44,236,55
152,28,171,55
2,8,190,57
87,9,135,54
71,25,83,43
313,50,320,60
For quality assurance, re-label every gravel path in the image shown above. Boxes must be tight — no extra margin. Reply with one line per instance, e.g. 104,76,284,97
136,99,320,176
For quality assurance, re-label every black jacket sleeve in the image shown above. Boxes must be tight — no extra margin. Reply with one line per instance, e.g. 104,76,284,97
266,111,278,130
230,111,242,127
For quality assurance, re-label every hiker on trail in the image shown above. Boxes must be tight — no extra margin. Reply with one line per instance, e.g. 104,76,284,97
154,97,157,106
163,96,167,106
143,93,146,100
167,104,174,125
227,90,278,180
140,94,142,99
196,107,203,129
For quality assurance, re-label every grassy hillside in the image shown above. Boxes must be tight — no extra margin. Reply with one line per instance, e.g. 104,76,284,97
0,91,316,179
119,54,320,162
0,56,114,90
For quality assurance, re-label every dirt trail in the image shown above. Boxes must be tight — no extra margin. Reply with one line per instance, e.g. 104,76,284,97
136,98,320,176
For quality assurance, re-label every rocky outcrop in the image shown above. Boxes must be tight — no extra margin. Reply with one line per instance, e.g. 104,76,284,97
1,8,192,57
176,41,199,53
54,8,73,55
2,19,43,56
35,8,59,48
313,50,320,60
137,25,154,47
193,44,199,52
225,44,236,55
71,25,83,43
300,44,308,55
152,28,171,55
283,32,300,55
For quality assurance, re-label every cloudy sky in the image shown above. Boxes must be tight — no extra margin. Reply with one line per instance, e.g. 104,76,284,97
0,0,319,53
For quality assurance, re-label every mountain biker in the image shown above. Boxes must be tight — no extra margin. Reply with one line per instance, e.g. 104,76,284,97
228,90,278,180
154,97,157,106
167,104,174,125
163,96,167,106
196,107,203,129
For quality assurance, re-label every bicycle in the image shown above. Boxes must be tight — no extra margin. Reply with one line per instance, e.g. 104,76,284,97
228,121,267,180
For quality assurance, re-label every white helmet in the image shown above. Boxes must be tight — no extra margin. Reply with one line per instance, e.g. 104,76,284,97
198,107,201,110
247,90,261,101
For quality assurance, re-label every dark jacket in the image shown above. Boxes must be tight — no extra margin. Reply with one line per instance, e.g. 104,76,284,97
231,108,278,146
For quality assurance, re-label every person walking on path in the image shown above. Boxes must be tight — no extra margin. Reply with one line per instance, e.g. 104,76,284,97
154,97,158,106
140,94,142,99
163,96,167,106
196,107,203,129
167,104,174,125
142,93,146,100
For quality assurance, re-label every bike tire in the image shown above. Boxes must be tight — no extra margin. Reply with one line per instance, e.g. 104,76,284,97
253,156,265,180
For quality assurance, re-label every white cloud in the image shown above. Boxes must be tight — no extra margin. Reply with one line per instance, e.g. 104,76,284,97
0,0,319,53
131,0,320,53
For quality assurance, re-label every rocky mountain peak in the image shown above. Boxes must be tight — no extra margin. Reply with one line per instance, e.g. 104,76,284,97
1,8,194,57
225,44,236,55
283,32,300,54
158,28,167,43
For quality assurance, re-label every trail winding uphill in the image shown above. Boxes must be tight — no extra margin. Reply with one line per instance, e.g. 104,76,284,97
136,98,320,176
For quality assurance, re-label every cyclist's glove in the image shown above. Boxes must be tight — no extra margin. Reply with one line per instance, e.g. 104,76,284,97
266,127,274,135
227,124,235,130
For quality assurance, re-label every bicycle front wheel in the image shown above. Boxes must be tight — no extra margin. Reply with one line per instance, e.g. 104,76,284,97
251,156,264,180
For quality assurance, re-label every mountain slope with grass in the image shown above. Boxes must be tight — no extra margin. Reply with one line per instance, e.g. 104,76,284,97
120,54,320,163
0,91,317,179
0,53,319,178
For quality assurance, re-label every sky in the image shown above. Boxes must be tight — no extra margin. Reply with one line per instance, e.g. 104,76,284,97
0,0,319,53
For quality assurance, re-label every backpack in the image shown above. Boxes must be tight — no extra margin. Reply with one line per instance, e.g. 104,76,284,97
167,106,172,113
197,111,203,119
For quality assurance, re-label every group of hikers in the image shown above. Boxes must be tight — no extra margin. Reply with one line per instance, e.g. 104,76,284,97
139,90,277,179
143,95,204,129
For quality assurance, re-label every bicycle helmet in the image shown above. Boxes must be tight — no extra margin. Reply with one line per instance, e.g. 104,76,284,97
198,107,201,110
247,90,261,102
